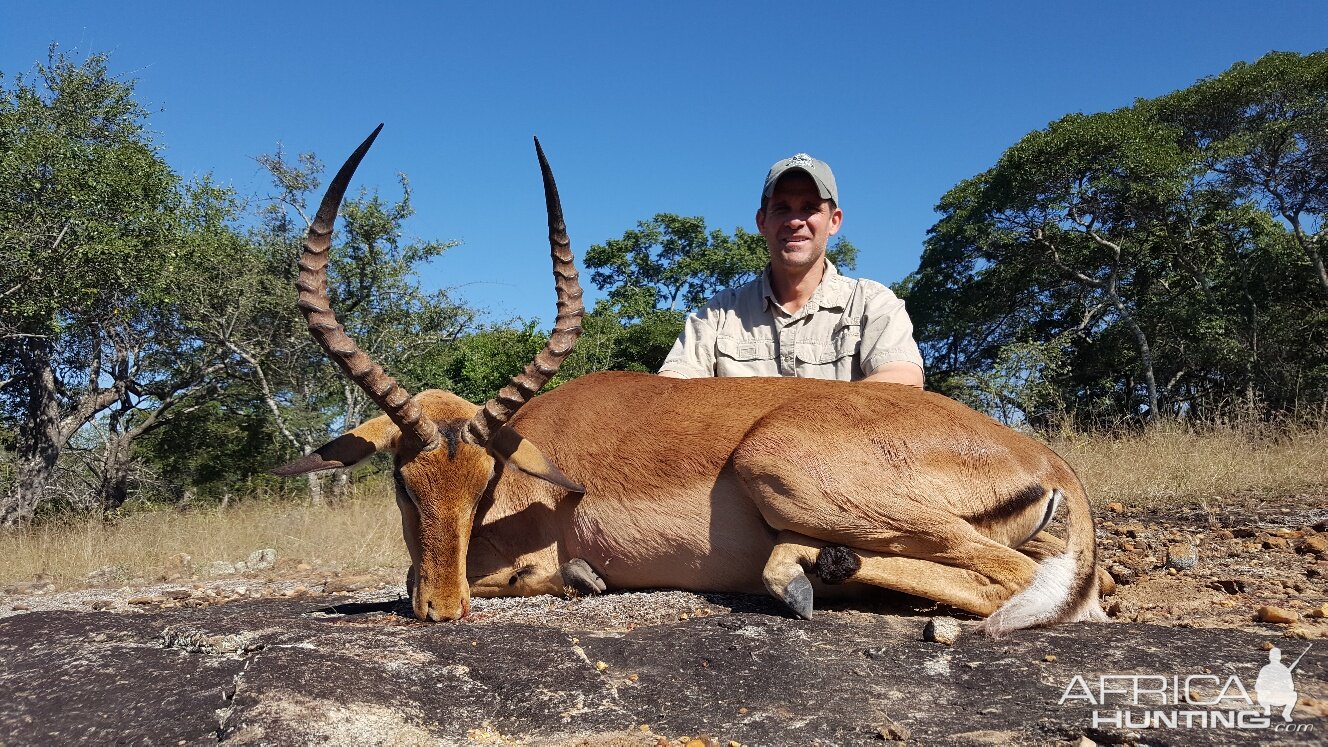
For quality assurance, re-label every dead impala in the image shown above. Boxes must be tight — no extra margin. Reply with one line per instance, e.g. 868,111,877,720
274,127,1107,635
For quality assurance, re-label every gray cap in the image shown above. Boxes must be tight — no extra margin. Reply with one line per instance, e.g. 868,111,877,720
761,153,838,205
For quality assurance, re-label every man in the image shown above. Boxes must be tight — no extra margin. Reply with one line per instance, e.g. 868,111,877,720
658,153,925,386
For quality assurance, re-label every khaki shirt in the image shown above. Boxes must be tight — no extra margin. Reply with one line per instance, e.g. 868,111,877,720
659,261,925,380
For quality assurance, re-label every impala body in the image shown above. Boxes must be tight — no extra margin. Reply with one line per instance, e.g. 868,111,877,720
276,128,1106,636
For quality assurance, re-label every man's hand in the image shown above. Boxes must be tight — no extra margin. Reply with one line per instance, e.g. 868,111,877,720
862,362,924,389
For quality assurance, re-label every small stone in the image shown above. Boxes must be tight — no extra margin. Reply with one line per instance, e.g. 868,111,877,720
1214,529,1234,539
594,661,608,671
1106,502,1124,513
296,562,312,571
1257,606,1299,624
88,599,113,610
127,596,157,605
923,616,961,645
207,561,237,576
1105,601,1123,617
1263,641,1276,651
1043,654,1057,662
639,724,650,732
1309,603,1328,619
628,673,639,682
1165,542,1198,570
1263,537,1291,551
1121,523,1146,539
246,548,277,571
877,719,911,741
163,588,192,600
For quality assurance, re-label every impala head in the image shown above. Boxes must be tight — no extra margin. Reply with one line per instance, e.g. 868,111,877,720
272,126,585,621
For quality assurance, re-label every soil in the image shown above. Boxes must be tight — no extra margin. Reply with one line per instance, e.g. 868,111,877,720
2,495,1326,745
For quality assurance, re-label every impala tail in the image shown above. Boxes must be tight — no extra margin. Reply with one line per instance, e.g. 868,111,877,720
982,483,1106,636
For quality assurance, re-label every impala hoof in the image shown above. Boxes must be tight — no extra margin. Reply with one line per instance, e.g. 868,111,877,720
815,545,861,585
560,558,606,595
776,573,815,620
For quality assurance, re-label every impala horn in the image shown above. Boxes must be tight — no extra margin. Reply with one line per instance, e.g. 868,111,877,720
296,124,441,451
464,137,585,446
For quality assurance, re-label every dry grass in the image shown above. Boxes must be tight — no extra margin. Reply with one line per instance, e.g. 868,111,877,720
0,477,404,587
1052,421,1328,506
3,425,1327,587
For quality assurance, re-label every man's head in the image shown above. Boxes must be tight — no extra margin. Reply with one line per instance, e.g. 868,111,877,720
756,153,843,273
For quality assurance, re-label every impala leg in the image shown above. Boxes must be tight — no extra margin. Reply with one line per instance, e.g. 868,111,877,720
763,531,827,620
815,546,1011,616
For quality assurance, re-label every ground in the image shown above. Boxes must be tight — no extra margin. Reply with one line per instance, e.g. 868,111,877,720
1,496,1326,745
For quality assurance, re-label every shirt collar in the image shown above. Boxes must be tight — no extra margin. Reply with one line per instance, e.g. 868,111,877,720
761,259,848,313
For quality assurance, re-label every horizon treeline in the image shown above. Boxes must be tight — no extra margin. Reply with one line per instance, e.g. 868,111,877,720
2,47,1324,523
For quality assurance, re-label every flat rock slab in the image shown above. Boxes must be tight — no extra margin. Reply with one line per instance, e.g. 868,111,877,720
0,592,1323,745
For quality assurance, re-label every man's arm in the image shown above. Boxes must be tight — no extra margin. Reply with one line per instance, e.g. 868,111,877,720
862,361,924,388
857,283,926,389
657,301,722,378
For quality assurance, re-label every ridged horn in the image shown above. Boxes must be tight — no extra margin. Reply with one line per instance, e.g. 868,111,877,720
463,137,585,446
296,124,441,452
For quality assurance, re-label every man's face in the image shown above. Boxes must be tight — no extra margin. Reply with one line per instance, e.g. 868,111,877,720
756,172,843,274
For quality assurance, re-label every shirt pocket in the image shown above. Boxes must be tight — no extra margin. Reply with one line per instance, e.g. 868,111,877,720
796,324,861,365
715,335,776,377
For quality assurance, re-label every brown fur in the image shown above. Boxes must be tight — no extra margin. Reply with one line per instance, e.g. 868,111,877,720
281,372,1103,629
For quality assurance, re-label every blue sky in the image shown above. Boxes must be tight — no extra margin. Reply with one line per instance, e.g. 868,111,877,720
3,2,1325,325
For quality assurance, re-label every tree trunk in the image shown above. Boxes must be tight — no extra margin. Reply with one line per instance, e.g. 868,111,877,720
1110,296,1159,422
3,339,61,527
1287,216,1328,299
96,431,133,513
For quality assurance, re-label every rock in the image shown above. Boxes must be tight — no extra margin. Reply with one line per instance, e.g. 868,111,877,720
1107,563,1137,585
1165,542,1198,570
9,603,31,612
324,574,378,593
246,549,277,571
1209,578,1246,594
168,552,193,568
86,565,126,584
1214,529,1235,539
1309,603,1328,619
127,596,158,605
877,719,910,741
1106,502,1124,513
1121,523,1146,539
923,616,961,645
163,588,193,600
207,560,237,576
1263,537,1291,551
88,600,113,610
1257,605,1299,624
1299,535,1328,555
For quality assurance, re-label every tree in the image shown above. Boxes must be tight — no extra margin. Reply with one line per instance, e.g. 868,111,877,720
906,54,1328,428
0,48,230,522
1156,51,1328,298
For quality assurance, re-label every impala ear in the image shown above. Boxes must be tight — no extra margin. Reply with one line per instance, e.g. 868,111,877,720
488,427,585,494
271,416,399,477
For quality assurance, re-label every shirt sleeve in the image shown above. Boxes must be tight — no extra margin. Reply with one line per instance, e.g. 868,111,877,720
858,283,926,377
658,301,721,378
